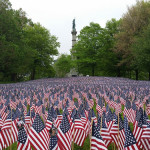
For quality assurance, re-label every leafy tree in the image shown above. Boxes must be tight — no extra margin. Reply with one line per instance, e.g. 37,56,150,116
114,0,150,80
54,54,72,77
72,20,120,76
21,23,60,80
72,22,106,76
0,0,30,81
133,24,150,80
0,0,59,81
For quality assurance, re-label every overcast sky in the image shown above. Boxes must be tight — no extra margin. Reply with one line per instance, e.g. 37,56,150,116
10,0,137,56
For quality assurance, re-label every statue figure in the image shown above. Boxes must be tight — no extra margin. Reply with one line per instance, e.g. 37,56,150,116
72,19,75,30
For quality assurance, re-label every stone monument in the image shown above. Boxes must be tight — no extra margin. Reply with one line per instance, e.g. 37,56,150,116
66,19,78,77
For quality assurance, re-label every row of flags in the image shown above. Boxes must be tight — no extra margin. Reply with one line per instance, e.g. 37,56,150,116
0,77,150,149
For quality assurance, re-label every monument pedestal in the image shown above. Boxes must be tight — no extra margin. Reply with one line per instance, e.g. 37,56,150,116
66,68,78,77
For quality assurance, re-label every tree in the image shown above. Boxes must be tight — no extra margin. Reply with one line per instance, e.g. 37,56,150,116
72,22,106,76
54,54,72,77
72,20,120,76
133,24,150,80
23,23,60,80
0,0,31,81
114,0,150,80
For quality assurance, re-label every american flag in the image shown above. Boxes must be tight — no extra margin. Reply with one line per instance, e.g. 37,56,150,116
100,115,112,147
1,110,18,148
46,110,53,130
91,121,107,150
110,114,125,150
91,109,97,125
49,135,60,150
146,99,150,115
17,126,31,150
81,110,88,137
141,124,150,150
123,100,135,123
72,110,86,146
133,108,144,149
96,97,103,116
106,108,114,133
124,116,140,150
57,114,72,150
0,115,3,129
0,128,4,149
28,113,49,150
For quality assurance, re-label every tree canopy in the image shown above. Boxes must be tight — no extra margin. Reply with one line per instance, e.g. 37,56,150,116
0,0,59,82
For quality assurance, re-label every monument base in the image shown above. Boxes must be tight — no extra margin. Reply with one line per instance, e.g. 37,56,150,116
66,68,78,77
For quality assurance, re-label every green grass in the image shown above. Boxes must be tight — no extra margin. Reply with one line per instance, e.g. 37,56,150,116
5,142,17,150
74,136,90,150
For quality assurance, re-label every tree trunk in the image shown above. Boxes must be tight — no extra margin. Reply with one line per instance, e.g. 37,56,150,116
11,73,17,82
31,68,35,80
117,68,120,77
92,65,95,76
135,69,138,80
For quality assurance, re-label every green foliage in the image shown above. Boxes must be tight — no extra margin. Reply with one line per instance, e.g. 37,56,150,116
23,23,59,80
72,20,120,76
121,104,124,111
27,104,30,112
74,136,90,150
93,99,97,116
108,142,117,150
5,142,17,150
59,109,63,114
132,23,150,75
129,122,134,132
54,54,72,77
114,0,150,80
0,0,59,82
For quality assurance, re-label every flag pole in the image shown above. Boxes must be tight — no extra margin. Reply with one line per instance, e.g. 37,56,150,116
114,141,115,150
72,124,75,150
100,113,102,135
30,105,31,129
100,98,103,134
90,119,93,150
10,107,12,150
117,112,119,150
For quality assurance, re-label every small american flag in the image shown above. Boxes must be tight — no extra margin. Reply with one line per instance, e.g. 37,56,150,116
17,126,31,150
28,113,49,150
124,116,140,150
91,121,107,150
110,114,125,150
57,114,72,150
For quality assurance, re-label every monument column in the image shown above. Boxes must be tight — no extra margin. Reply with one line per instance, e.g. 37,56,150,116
66,19,78,77
71,19,77,60
72,19,77,48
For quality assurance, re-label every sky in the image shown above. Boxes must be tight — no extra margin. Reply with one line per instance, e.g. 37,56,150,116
10,0,137,57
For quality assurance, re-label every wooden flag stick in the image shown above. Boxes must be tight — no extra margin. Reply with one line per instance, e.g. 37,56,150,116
30,106,31,129
117,112,119,150
10,107,12,150
100,113,102,135
114,141,115,150
90,119,94,150
72,125,75,150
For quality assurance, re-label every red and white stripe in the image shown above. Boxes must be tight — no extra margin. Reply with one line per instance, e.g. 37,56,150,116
28,127,49,150
17,137,31,150
110,124,125,150
73,119,86,146
57,126,72,150
91,136,108,150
